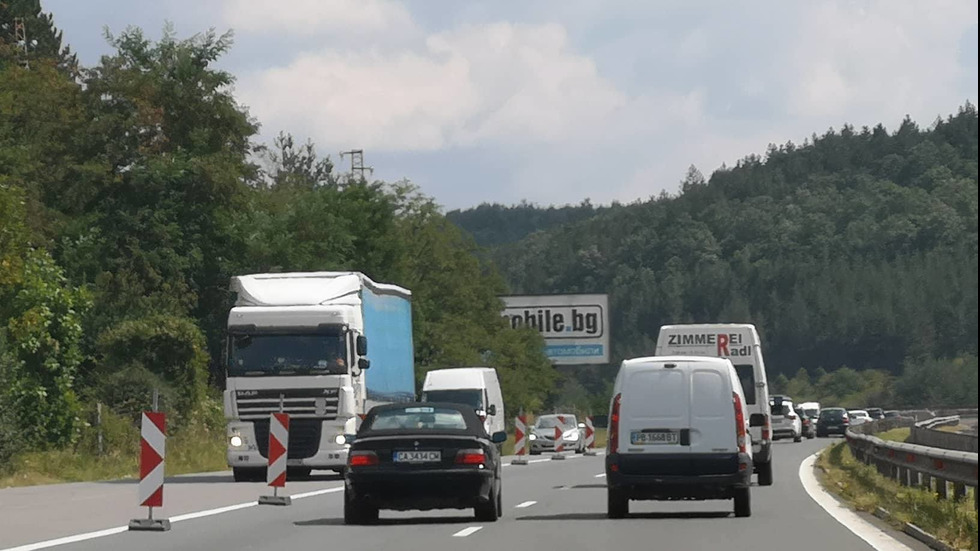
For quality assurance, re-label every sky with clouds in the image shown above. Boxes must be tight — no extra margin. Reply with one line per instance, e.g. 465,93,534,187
46,0,978,210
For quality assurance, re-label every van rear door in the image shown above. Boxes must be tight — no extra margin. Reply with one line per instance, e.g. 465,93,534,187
689,366,737,454
619,361,691,454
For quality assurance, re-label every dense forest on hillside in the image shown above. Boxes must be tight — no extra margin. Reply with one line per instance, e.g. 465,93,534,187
0,7,553,467
452,108,979,409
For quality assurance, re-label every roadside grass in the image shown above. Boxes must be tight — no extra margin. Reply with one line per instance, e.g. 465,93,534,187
875,427,910,442
937,424,973,434
502,428,607,456
0,401,227,489
817,441,978,551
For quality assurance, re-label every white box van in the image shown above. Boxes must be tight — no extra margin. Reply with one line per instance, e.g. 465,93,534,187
605,356,753,518
420,367,505,439
655,324,773,486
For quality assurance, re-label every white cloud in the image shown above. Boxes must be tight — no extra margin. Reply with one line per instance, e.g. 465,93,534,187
223,0,415,36
784,0,976,122
238,21,627,151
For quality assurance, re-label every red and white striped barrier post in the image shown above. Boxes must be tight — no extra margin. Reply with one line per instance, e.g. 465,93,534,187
552,425,566,460
129,410,170,531
259,412,291,506
584,416,597,455
513,414,528,465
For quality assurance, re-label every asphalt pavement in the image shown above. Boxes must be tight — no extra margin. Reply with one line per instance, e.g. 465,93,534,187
1,439,931,551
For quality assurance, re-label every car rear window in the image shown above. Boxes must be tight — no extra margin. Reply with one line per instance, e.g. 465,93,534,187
365,406,468,431
820,410,844,420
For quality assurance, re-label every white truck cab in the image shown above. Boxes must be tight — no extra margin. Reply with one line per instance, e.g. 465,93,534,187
655,323,773,486
605,356,753,518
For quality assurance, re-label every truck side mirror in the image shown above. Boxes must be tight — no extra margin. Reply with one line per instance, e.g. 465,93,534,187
357,358,370,370
356,335,368,356
487,404,497,416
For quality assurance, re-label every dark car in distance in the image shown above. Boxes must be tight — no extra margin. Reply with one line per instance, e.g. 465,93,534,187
343,402,507,524
796,407,816,439
816,407,849,437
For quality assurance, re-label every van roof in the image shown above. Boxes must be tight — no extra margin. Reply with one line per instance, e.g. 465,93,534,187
422,367,493,390
621,356,734,368
659,323,758,331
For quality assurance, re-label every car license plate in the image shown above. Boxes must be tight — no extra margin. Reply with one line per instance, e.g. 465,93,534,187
394,450,441,463
630,430,679,445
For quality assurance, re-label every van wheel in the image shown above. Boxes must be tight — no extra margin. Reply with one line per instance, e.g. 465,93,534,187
233,467,264,482
734,487,751,517
757,461,773,486
607,488,628,519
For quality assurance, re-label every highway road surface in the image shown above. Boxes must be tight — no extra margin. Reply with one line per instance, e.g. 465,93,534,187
1,439,930,551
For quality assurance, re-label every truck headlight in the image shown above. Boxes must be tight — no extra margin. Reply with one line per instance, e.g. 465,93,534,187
334,434,346,445
229,435,244,448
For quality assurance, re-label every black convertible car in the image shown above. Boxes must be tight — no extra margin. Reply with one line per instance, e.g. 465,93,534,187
343,402,508,524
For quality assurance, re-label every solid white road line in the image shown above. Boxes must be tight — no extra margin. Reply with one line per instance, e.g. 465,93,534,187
798,453,912,551
0,485,345,551
452,526,483,537
514,501,537,508
0,527,129,551
594,473,606,478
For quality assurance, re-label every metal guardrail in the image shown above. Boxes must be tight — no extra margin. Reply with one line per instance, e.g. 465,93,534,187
845,418,979,510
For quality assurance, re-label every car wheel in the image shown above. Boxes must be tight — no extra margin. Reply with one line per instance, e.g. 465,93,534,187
794,433,802,443
344,489,377,525
529,449,540,456
475,483,499,522
757,460,773,486
607,487,628,519
496,479,503,518
734,487,751,517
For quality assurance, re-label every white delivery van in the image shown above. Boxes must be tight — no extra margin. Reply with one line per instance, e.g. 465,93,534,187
420,367,505,438
655,324,773,486
605,356,753,518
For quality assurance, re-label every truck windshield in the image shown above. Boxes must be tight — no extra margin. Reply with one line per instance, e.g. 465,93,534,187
422,389,484,410
228,333,347,376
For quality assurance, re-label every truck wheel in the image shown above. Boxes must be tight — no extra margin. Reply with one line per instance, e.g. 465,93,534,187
734,487,751,517
757,461,773,486
233,467,264,482
607,487,628,519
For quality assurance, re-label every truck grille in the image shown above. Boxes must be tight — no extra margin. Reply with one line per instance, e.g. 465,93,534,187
235,388,339,420
253,418,323,460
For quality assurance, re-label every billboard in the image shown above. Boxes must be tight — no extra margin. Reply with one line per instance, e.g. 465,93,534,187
500,294,610,365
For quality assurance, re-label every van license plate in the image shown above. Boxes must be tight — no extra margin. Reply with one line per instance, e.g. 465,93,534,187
631,431,679,445
394,451,441,463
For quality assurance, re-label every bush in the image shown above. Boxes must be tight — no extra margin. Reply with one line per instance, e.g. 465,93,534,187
96,314,209,423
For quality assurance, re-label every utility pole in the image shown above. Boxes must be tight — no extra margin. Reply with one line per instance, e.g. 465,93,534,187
339,149,373,183
13,17,29,69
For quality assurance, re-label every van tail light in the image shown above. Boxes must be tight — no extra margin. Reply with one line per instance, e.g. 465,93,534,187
609,393,622,454
733,392,747,454
348,450,378,467
455,449,486,465
762,415,771,441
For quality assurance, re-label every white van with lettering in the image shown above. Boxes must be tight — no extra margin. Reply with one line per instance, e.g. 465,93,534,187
655,324,773,486
605,356,753,518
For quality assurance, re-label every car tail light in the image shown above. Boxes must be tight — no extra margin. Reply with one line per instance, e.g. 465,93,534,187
348,450,378,467
843,417,850,425
608,393,622,454
455,449,486,465
733,392,747,454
